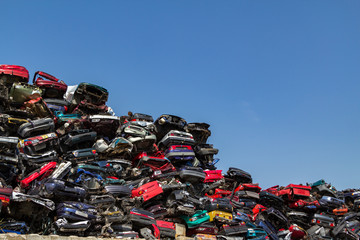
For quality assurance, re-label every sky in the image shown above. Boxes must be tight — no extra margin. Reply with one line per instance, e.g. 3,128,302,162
2,1,360,190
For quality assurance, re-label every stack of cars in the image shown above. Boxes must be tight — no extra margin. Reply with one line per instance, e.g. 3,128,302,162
1,64,360,239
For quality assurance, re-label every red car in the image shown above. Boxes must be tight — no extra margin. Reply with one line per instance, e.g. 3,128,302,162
156,220,176,238
131,181,164,202
205,188,232,199
133,152,176,177
235,183,262,193
263,185,280,195
33,71,67,99
0,64,29,85
20,162,57,189
278,184,311,201
203,170,224,183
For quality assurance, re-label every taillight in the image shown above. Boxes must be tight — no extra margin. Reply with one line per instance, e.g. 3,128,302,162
316,220,321,224
92,150,97,154
189,217,197,222
107,176,118,179
330,223,335,227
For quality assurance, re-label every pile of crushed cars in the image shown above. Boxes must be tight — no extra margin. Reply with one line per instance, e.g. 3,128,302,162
0,64,360,240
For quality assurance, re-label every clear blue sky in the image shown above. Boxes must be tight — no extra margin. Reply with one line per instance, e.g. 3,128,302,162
3,1,360,190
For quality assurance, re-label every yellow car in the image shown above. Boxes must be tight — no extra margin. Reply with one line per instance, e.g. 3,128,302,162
194,233,217,240
208,210,233,222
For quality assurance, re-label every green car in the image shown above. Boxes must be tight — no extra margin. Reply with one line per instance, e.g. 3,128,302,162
72,82,108,104
55,111,82,122
310,179,337,198
181,210,210,228
9,82,42,103
247,228,268,239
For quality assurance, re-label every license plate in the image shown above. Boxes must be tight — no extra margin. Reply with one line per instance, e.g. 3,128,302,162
75,210,88,218
34,143,46,151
